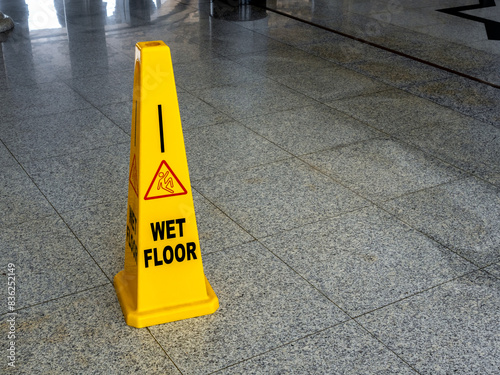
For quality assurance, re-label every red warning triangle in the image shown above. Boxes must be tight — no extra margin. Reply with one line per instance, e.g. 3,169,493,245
144,160,187,200
129,155,139,197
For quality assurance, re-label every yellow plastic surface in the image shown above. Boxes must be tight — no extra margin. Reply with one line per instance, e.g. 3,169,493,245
114,41,219,328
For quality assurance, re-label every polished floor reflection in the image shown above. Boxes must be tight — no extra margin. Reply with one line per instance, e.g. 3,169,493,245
1,0,499,374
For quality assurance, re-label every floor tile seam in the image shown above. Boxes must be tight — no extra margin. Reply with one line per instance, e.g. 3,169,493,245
251,65,397,102
181,117,249,134
368,174,471,205
216,68,395,125
351,268,485,322
294,154,484,267
0,142,117,283
206,320,352,374
294,134,391,161
346,7,487,51
62,73,134,95
102,42,137,63
227,28,406,92
57,213,114,284
0,282,109,317
258,6,500,90
253,204,372,242
0,51,126,84
185,83,302,160
368,194,486,270
398,78,500,121
189,154,295,184
215,40,295,59
295,106,497,191
17,140,129,166
146,327,185,375
37,62,135,83
319,103,450,137
93,103,134,137
480,263,500,280
180,74,269,94
256,237,355,319
175,67,270,93
350,319,423,374
390,130,500,190
233,103,383,157
191,186,260,246
0,137,24,171
1,101,127,134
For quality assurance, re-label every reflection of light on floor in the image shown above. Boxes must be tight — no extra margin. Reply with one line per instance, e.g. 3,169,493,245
26,0,62,30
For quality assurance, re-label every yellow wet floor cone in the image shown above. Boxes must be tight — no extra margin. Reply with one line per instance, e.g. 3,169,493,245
114,41,218,328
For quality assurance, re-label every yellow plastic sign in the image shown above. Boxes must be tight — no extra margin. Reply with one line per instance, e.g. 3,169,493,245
114,41,219,328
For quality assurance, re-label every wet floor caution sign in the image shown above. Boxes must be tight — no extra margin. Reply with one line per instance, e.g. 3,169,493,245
114,41,219,328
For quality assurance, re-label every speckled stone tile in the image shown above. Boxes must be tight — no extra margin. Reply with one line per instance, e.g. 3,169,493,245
297,35,392,66
149,241,348,374
98,101,133,134
23,143,129,212
59,200,127,280
236,11,311,32
0,108,128,164
397,117,500,187
24,38,134,80
327,88,463,135
410,41,500,87
0,81,92,122
0,215,108,313
184,26,286,56
194,158,368,238
347,53,452,88
168,14,247,38
178,91,233,130
302,137,463,202
485,263,500,279
218,320,417,374
193,79,317,121
357,271,500,375
66,70,135,107
248,18,345,47
0,165,56,228
261,206,475,316
174,57,265,91
192,190,254,254
380,177,500,267
0,141,18,169
229,45,333,78
275,64,390,102
242,104,379,155
416,21,490,48
405,77,500,126
185,121,289,180
0,285,180,374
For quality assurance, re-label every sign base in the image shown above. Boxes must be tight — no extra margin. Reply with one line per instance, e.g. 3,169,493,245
114,271,219,328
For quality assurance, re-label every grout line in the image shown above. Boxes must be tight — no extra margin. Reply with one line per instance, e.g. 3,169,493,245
0,283,109,316
147,327,185,375
0,139,114,284
207,320,350,374
351,319,424,374
352,268,483,320
256,6,500,89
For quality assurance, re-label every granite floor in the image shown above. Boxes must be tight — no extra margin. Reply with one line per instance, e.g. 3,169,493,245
1,0,499,374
